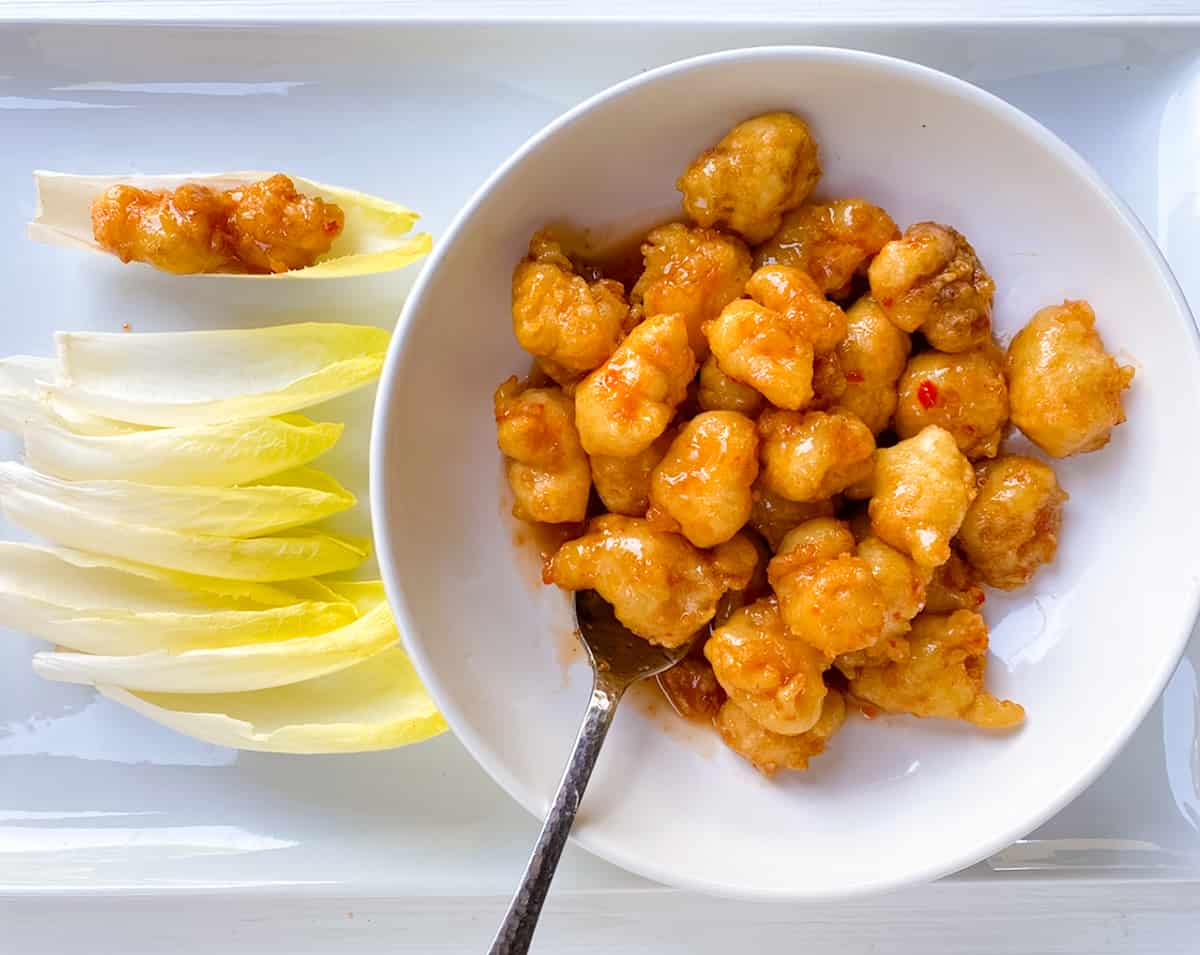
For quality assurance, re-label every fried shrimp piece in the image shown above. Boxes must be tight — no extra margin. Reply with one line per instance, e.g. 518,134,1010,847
848,610,1025,729
589,428,674,517
677,112,821,244
547,516,757,647
757,409,875,503
924,550,986,613
958,455,1068,590
631,223,752,359
697,354,765,416
868,222,995,352
856,536,929,640
716,690,846,775
575,312,697,456
91,174,345,275
704,596,829,735
648,412,759,548
895,347,1009,460
766,518,887,657
704,299,814,410
494,377,590,523
868,426,977,569
834,296,912,433
744,265,848,355
747,482,835,551
755,199,899,297
511,231,631,383
1006,300,1135,458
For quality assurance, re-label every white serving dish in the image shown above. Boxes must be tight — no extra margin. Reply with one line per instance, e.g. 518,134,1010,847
1,18,1199,904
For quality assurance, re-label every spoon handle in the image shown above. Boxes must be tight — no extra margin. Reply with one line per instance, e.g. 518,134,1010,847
488,677,624,955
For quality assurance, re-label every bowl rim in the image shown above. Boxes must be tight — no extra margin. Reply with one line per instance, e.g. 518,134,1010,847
370,44,1200,900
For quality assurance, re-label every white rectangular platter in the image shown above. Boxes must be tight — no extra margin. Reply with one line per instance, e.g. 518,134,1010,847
0,16,1198,909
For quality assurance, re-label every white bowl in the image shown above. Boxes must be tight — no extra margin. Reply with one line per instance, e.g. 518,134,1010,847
371,47,1200,899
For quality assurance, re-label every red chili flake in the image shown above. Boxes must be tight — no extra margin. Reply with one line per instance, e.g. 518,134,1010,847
844,369,865,383
324,220,340,234
917,379,939,408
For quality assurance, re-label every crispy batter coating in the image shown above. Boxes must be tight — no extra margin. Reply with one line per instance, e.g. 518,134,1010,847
697,353,766,416
924,550,986,613
704,596,829,735
848,610,1024,728
648,412,760,547
1007,300,1135,457
631,223,752,359
494,377,591,523
589,428,674,517
90,174,344,275
895,347,1009,460
745,264,848,355
659,657,726,723
748,482,836,551
757,409,875,503
958,455,1067,590
857,536,930,639
677,112,821,244
512,231,631,383
755,199,898,296
704,299,814,410
869,426,977,568
868,222,994,352
575,312,697,456
834,296,912,433
767,518,887,657
716,690,846,775
547,515,758,646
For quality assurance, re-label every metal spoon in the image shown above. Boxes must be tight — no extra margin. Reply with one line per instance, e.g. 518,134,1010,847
488,589,704,955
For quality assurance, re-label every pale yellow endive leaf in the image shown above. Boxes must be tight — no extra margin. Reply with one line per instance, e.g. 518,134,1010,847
18,413,342,486
29,170,432,279
53,323,389,427
99,647,445,753
33,585,397,693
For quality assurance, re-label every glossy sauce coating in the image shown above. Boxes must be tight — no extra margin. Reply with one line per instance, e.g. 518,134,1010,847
833,296,912,433
757,408,875,503
91,174,344,274
895,347,1009,459
704,298,814,410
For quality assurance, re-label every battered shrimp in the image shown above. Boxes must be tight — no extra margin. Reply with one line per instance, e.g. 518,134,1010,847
704,596,829,735
755,199,898,297
1007,301,1135,457
848,610,1025,729
716,690,846,775
574,312,697,456
857,536,930,640
744,265,848,355
704,299,814,410
493,377,590,523
868,426,977,568
631,223,752,358
512,231,631,383
924,551,986,613
958,455,1068,590
834,296,912,433
757,409,875,502
748,482,836,551
868,222,994,352
766,518,887,657
697,354,766,416
648,412,759,548
895,347,1009,460
589,428,674,517
678,112,821,244
547,515,758,646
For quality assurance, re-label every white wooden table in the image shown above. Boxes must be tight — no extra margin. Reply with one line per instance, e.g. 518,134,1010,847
1,3,1198,954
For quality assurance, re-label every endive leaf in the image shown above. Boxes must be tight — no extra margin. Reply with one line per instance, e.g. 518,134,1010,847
53,323,388,426
0,355,134,436
0,477,369,581
29,170,432,279
33,586,397,693
98,647,445,753
0,462,354,538
0,543,358,654
19,413,342,486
